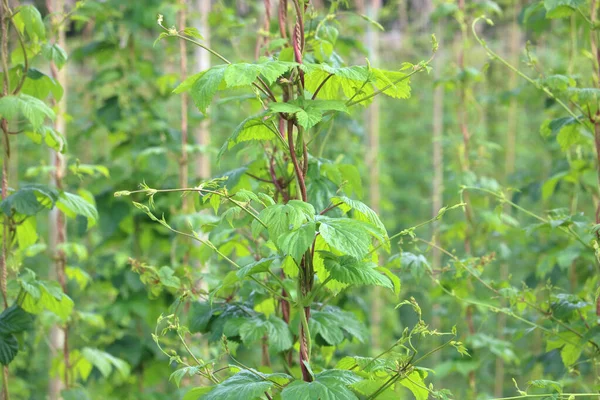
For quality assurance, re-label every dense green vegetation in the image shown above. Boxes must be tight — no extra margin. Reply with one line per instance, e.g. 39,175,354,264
1,0,600,399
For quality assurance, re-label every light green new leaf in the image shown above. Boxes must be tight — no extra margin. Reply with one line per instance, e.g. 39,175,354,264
277,221,316,262
170,366,202,387
183,387,213,400
56,192,98,227
317,216,372,259
42,43,68,69
399,370,429,400
332,196,387,236
218,112,276,159
82,348,131,379
225,63,261,87
191,65,226,113
13,5,45,40
544,0,585,18
320,252,392,289
173,71,207,94
0,94,55,130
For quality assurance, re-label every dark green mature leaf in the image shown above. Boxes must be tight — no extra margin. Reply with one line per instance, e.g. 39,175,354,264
0,305,33,335
310,306,368,345
320,252,392,289
267,316,293,352
317,216,372,259
0,184,58,216
550,294,589,321
543,0,585,18
200,370,276,400
281,370,361,400
191,65,227,113
188,302,215,333
0,334,18,366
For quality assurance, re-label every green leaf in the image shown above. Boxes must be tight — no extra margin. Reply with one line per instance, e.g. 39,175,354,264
218,112,276,159
0,305,33,335
258,60,296,84
188,302,214,333
0,184,58,217
267,316,293,352
239,317,269,344
170,366,202,387
277,221,316,262
191,65,226,113
0,94,55,130
13,5,45,40
157,267,181,289
173,71,206,94
200,370,275,400
237,257,277,279
317,216,372,259
551,294,589,321
310,306,368,345
281,370,361,400
0,334,18,366
82,347,130,378
331,196,387,236
182,27,204,39
183,387,213,400
20,68,64,101
399,370,429,400
225,63,262,87
258,201,315,240
295,107,323,130
56,192,98,227
20,280,74,321
42,43,68,69
544,0,585,18
320,252,392,289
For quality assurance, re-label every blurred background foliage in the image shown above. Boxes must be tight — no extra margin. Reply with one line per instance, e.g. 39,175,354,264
3,0,600,399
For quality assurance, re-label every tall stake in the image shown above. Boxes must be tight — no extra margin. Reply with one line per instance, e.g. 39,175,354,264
495,2,521,395
457,0,476,395
364,0,383,352
0,1,10,398
195,0,211,182
179,0,190,212
46,0,69,396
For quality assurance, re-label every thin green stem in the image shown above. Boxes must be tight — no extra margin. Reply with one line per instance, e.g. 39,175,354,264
472,17,591,134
